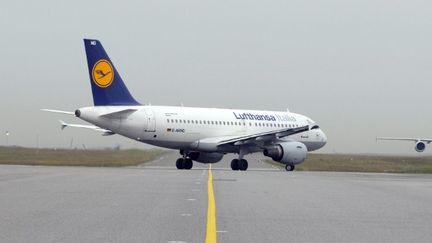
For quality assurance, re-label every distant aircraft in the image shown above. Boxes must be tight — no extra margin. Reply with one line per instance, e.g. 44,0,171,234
43,39,327,171
377,137,431,153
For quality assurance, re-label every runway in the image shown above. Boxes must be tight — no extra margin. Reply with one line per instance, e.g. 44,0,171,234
1,153,432,243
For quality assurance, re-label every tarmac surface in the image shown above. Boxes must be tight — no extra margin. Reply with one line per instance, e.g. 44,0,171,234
1,152,432,243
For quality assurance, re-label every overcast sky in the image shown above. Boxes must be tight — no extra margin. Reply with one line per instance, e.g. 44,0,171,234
1,0,431,154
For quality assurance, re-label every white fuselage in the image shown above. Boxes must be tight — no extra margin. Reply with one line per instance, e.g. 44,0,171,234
77,105,327,153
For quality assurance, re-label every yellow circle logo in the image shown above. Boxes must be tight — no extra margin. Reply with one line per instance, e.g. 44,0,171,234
92,59,114,88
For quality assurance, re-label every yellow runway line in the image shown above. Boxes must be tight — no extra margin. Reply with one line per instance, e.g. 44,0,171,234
205,164,217,243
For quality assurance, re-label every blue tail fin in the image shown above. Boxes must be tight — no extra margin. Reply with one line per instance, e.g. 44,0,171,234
84,39,140,106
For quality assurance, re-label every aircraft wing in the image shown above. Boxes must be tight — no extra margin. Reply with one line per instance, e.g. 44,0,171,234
59,120,115,136
218,125,309,146
191,125,309,151
377,137,432,143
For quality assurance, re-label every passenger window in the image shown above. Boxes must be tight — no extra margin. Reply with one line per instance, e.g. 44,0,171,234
175,119,178,123
167,119,170,123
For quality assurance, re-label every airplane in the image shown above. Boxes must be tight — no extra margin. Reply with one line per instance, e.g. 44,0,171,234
376,137,431,153
43,39,327,171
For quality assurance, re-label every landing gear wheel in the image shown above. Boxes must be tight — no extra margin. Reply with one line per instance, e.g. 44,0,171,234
285,164,295,171
183,159,193,170
239,159,248,171
230,159,239,171
176,158,185,169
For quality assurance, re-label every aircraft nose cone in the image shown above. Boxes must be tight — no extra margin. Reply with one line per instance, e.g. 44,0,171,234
321,130,327,145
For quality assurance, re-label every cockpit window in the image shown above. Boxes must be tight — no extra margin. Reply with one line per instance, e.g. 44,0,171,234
311,125,320,130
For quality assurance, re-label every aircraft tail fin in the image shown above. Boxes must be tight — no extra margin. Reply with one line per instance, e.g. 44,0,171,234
83,39,140,106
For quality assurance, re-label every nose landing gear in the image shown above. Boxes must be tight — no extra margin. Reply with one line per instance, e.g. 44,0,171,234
285,164,295,171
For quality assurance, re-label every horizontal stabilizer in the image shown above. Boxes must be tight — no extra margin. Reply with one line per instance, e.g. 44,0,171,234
41,109,75,115
59,120,114,135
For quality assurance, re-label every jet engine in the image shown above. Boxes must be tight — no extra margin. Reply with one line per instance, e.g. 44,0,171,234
415,141,426,152
263,142,307,165
188,152,224,163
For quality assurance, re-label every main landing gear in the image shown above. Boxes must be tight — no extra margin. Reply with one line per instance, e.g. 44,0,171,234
176,158,193,170
285,164,295,171
230,159,248,171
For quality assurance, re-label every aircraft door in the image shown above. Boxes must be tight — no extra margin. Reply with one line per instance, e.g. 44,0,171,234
144,109,156,132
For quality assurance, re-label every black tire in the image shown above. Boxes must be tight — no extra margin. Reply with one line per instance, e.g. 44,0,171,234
230,159,239,171
176,158,185,169
184,159,193,170
285,164,295,171
239,159,248,171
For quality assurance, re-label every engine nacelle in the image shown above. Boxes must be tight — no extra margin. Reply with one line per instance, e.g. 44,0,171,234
415,141,426,152
263,142,307,165
188,152,224,163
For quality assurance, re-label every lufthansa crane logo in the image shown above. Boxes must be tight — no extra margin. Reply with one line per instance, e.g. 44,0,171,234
92,59,114,88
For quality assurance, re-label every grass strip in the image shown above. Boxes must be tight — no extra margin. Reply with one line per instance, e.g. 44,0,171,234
266,153,432,173
0,146,167,167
